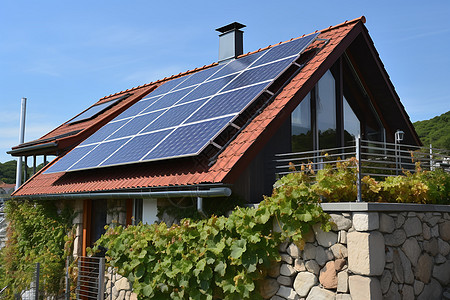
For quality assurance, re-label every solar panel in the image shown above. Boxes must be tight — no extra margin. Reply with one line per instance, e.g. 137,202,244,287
68,94,129,124
45,32,319,173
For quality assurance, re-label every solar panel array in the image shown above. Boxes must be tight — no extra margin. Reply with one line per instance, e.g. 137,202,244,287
45,33,319,173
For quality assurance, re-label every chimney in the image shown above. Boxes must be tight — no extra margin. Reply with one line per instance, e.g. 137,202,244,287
216,22,246,63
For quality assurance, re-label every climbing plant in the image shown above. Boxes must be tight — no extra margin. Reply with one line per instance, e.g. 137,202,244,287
95,169,331,299
0,200,74,298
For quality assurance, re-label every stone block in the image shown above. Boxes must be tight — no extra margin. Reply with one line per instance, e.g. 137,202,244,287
130,292,137,300
417,278,443,300
330,243,348,259
440,221,450,241
293,272,317,297
260,278,279,299
438,238,450,256
404,217,422,237
399,249,413,284
427,216,441,227
401,237,421,266
379,213,395,233
281,253,293,264
279,241,289,252
396,214,406,228
303,228,316,243
305,286,335,300
431,225,439,237
352,212,379,231
415,253,433,283
384,229,406,247
315,246,329,267
293,259,306,272
435,253,446,264
334,258,346,271
277,275,293,286
423,223,431,240
339,230,347,244
276,286,299,300
313,223,338,247
287,243,301,258
423,238,439,256
115,277,131,291
305,260,320,275
280,263,296,277
432,260,450,286
347,231,385,276
380,269,392,294
384,281,400,299
319,261,337,289
402,285,414,300
414,280,424,295
349,275,382,300
303,243,316,260
337,271,349,293
330,214,352,231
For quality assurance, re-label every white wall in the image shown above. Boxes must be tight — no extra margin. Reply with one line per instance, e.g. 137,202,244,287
142,198,158,225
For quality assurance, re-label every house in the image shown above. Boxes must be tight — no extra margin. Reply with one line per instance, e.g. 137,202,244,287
9,17,421,256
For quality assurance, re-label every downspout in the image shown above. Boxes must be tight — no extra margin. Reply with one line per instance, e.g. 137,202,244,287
15,98,27,191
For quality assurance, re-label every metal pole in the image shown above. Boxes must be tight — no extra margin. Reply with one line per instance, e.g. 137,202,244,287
15,98,27,190
98,258,105,300
65,257,70,300
356,136,362,202
395,138,399,176
33,155,37,175
429,144,432,170
35,262,40,300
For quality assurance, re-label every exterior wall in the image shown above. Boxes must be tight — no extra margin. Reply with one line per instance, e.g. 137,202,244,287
260,203,450,300
72,199,84,258
233,118,291,203
107,199,127,227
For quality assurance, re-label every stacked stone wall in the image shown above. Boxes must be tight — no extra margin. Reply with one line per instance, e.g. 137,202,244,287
260,206,450,300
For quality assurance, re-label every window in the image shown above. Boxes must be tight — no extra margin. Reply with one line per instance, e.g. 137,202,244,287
68,94,130,124
291,58,385,153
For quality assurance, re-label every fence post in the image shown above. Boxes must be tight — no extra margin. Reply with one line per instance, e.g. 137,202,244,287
35,262,40,300
65,257,70,300
98,258,105,300
356,136,362,202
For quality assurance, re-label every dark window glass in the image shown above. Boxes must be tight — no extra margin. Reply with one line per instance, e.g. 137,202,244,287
317,70,336,149
292,93,313,152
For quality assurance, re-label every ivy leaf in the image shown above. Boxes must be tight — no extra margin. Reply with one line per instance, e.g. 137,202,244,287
230,239,247,259
214,261,227,277
135,264,145,279
142,284,153,297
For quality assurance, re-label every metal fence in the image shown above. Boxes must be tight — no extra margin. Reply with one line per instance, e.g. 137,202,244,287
275,137,450,201
0,263,41,300
74,256,106,300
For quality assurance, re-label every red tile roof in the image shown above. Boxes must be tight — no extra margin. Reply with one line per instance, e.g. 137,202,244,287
13,17,368,197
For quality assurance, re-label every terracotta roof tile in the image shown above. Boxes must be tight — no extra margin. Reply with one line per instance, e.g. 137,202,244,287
13,17,366,197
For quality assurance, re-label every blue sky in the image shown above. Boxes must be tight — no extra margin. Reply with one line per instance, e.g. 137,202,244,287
1,0,449,163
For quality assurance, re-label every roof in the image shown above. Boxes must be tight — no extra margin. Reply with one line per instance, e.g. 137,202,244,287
12,17,420,197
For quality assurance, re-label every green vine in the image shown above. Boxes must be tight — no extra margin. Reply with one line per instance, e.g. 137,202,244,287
0,200,74,298
95,171,330,299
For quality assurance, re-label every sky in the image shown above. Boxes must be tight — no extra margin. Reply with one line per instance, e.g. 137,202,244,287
1,0,449,163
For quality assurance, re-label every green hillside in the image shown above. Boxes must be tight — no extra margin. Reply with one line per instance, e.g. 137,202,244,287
413,111,450,150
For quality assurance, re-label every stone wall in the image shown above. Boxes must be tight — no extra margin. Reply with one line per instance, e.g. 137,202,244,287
105,267,136,300
260,203,450,300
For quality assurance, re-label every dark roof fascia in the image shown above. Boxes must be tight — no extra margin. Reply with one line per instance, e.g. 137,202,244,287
222,21,365,183
7,141,58,156
358,27,421,146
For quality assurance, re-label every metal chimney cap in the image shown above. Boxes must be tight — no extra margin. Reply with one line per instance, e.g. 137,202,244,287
216,22,246,34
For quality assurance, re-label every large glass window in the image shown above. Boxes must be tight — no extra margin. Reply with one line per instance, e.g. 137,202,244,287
343,96,360,145
317,70,337,149
292,93,312,152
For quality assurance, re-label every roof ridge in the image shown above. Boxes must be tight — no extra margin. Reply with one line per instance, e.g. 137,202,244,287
100,16,366,101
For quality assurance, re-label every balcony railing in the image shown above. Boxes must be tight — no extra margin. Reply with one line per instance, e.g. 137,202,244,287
274,138,450,202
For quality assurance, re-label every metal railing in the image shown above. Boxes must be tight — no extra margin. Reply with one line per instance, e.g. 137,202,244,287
75,256,106,300
275,137,450,202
